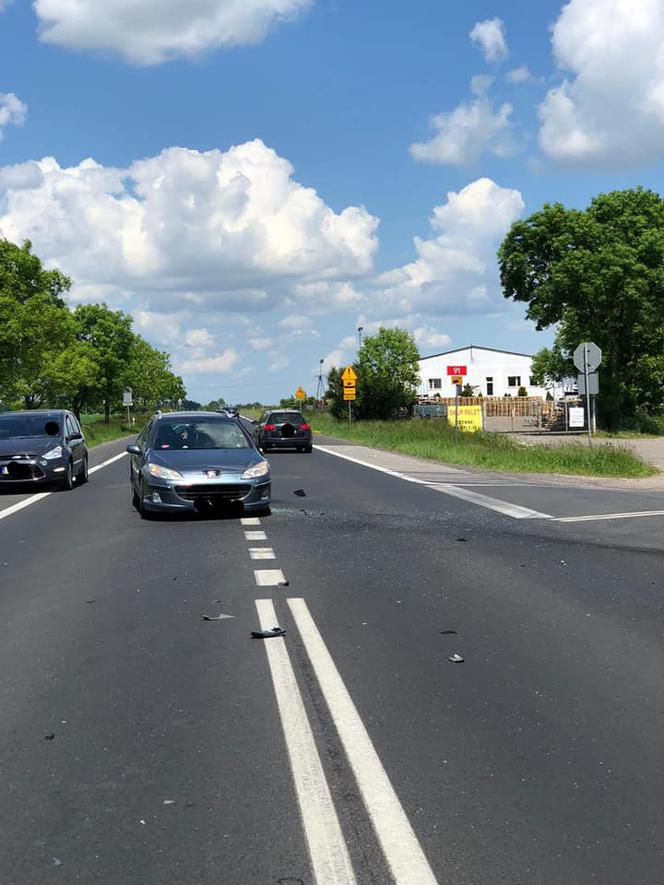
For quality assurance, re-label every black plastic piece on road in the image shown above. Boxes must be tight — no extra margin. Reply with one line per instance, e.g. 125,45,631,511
251,627,286,639
293,489,306,497
440,630,458,635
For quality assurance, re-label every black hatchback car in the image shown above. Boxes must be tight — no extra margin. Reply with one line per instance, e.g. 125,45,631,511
0,410,88,490
254,410,313,452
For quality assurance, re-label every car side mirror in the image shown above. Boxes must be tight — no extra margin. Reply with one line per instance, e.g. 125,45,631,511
69,431,83,441
126,444,142,456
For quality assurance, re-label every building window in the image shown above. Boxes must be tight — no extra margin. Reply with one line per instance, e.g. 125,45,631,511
428,378,442,390
529,376,536,387
486,376,494,396
508,376,521,388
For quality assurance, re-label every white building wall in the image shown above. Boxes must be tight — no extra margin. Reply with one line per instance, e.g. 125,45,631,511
418,346,547,399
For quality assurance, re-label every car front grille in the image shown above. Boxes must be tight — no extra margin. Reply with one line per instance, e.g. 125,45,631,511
0,460,45,480
174,484,252,501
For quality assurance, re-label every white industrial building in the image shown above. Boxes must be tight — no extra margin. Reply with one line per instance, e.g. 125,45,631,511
418,345,547,399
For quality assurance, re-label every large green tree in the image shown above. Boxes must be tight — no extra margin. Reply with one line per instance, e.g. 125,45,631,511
73,304,134,422
327,328,420,420
499,188,664,428
125,336,186,409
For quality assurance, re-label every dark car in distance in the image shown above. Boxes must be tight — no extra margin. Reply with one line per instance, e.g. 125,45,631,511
254,410,313,453
0,410,88,490
127,411,271,517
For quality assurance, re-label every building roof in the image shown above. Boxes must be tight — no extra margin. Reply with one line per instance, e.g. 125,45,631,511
419,344,534,362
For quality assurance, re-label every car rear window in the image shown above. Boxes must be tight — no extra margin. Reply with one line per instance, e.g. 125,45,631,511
269,413,306,425
0,415,61,438
153,418,250,449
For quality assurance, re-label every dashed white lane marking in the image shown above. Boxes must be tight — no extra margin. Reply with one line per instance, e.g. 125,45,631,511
555,510,664,523
313,444,550,520
288,597,439,885
255,599,357,884
245,530,268,541
241,517,262,526
0,451,128,522
254,569,286,587
250,547,276,560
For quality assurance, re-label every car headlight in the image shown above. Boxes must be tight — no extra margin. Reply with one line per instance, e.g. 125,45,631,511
148,463,183,480
42,446,63,461
241,460,270,480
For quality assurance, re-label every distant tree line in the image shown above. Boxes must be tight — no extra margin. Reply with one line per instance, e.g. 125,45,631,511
0,239,185,421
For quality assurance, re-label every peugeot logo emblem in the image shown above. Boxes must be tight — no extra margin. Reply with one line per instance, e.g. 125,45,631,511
204,469,220,478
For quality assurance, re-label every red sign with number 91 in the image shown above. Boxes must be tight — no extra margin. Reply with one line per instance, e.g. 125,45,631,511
447,365,467,376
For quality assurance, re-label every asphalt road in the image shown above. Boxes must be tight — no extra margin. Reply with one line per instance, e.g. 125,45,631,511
2,432,664,884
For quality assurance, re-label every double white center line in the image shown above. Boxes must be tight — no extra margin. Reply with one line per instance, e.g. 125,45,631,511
240,515,438,883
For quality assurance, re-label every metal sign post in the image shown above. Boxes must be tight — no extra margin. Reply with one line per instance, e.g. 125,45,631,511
573,343,602,444
123,388,133,428
341,366,357,429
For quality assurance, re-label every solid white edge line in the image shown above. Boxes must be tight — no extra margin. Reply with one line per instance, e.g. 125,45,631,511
555,510,664,523
288,597,439,885
313,444,551,520
255,599,357,885
88,451,128,474
0,492,52,522
0,451,128,522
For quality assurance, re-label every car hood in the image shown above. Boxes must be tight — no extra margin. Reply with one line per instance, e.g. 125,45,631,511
147,447,264,473
0,437,60,458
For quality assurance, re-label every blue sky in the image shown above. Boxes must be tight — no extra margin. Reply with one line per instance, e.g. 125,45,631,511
1,0,663,403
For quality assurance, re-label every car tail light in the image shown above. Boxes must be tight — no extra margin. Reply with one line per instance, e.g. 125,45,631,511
299,423,310,430
263,424,277,431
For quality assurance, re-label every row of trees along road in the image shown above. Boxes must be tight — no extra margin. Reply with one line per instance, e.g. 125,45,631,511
0,239,185,420
328,327,421,420
499,187,664,430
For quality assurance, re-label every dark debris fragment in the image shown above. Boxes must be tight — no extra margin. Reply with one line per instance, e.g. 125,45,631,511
251,627,286,639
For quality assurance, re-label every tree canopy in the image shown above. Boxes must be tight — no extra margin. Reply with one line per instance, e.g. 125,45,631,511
327,328,420,420
499,188,664,427
0,239,185,417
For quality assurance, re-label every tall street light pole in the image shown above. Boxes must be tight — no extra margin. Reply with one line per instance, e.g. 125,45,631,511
357,326,364,354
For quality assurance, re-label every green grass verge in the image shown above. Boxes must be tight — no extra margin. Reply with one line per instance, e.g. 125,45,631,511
80,414,144,447
311,413,656,478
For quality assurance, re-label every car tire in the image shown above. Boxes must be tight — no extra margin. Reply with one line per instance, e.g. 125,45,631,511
304,445,313,453
60,460,74,491
132,483,140,510
77,456,89,484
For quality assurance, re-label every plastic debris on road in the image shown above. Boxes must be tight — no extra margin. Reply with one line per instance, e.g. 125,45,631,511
52,858,62,867
294,489,306,497
440,630,458,635
201,614,234,621
44,733,55,741
251,627,286,639
448,654,464,663
278,580,290,587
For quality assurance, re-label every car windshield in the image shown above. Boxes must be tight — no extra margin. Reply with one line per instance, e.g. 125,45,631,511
153,418,250,450
270,413,306,424
0,416,61,439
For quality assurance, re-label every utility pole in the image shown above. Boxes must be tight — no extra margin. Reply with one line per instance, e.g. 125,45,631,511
315,358,324,407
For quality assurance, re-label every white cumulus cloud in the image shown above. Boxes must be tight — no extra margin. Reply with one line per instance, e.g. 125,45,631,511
0,93,27,140
33,0,312,65
506,65,533,84
374,178,524,315
470,18,508,63
178,349,238,373
0,139,378,313
538,0,664,167
409,76,514,166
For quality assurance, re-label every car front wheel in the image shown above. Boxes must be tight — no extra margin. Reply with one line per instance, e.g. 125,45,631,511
60,460,74,491
78,456,89,484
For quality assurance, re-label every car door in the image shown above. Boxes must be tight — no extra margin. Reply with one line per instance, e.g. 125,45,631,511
132,421,151,487
65,414,83,470
255,412,268,446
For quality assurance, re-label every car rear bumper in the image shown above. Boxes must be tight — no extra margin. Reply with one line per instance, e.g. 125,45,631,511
262,436,312,449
